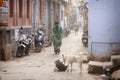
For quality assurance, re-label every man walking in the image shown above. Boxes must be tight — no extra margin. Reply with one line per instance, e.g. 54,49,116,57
52,21,63,54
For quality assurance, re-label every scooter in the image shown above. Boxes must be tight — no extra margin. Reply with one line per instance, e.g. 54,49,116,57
82,30,88,47
34,30,44,52
16,34,33,57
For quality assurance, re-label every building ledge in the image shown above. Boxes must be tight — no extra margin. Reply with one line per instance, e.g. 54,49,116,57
0,26,32,30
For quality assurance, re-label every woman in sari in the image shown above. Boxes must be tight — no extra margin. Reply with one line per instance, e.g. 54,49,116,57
52,22,63,54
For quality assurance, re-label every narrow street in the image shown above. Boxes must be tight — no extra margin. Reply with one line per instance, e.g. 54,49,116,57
0,28,102,80
1,0,120,80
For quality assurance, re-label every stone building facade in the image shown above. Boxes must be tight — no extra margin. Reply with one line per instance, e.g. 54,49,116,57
0,0,68,61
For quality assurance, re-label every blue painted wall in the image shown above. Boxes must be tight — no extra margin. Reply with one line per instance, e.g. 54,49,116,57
88,0,120,61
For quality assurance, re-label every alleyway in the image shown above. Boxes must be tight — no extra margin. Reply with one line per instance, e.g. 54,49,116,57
0,28,102,80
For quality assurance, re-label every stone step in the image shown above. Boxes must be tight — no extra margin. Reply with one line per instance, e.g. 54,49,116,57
111,55,120,60
111,55,120,66
88,61,103,67
88,61,113,74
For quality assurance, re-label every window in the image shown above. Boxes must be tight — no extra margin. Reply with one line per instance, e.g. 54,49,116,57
10,0,14,17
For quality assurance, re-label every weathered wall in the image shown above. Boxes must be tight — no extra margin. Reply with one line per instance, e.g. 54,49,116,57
88,0,120,61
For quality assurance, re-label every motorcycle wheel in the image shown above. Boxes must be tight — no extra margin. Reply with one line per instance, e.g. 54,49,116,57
16,47,24,57
82,38,88,47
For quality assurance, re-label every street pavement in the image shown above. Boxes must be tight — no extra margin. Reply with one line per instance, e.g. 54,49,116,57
0,28,103,80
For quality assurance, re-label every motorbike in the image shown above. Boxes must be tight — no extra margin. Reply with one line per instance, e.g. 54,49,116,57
16,34,33,57
34,30,44,52
82,29,88,47
101,64,120,80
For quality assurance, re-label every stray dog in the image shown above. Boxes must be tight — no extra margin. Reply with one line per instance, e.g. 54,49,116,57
62,54,82,73
54,60,68,71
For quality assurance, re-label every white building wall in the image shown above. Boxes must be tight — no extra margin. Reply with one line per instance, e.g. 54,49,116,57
88,0,120,61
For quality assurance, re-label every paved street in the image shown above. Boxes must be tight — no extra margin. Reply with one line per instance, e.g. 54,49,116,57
0,28,102,80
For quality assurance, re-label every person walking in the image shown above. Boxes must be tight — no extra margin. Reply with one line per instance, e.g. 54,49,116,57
74,23,79,35
52,21,63,54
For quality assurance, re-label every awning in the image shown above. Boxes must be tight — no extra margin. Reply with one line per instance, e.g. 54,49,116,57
61,0,68,5
62,0,68,3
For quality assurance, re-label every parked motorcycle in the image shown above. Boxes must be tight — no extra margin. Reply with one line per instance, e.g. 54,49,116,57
101,64,120,80
34,30,44,52
82,29,88,47
16,34,33,57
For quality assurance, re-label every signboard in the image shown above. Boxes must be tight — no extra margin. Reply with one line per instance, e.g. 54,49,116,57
0,0,8,26
0,0,7,7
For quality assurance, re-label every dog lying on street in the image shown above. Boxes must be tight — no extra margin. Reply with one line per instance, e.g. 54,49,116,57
54,59,68,72
62,54,83,73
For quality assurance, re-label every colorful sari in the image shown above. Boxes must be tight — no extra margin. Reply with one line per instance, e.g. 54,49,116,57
52,26,63,53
